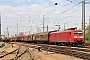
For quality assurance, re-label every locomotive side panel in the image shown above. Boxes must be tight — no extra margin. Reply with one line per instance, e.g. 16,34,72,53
49,32,70,42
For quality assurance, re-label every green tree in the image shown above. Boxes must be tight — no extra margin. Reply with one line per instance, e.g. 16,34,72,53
85,25,90,41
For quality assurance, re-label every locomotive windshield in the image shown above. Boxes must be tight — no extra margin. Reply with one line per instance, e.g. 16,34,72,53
74,32,82,35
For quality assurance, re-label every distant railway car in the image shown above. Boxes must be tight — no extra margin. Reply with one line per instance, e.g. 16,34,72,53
1,38,4,42
28,34,33,41
9,36,16,42
33,32,49,42
17,36,23,42
23,35,28,42
1,37,7,42
23,34,33,42
9,37,13,42
12,36,17,42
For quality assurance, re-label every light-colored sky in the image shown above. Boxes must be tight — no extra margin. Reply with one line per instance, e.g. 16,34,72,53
0,0,90,37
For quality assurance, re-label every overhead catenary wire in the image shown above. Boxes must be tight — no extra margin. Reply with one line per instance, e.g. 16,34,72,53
18,0,90,32
29,5,82,31
2,0,54,34
47,2,90,24
18,0,75,31
22,4,81,32
31,0,80,20
19,0,77,24
32,1,82,25
2,0,90,34
7,0,78,24
20,1,81,31
21,3,90,32
29,0,79,22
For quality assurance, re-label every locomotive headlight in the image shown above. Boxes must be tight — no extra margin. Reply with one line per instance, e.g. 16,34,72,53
74,36,77,38
80,36,83,38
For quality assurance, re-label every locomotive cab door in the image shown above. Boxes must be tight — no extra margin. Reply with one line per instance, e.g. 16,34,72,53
68,32,72,42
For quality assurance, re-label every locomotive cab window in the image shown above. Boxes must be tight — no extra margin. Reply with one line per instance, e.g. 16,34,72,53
74,32,82,35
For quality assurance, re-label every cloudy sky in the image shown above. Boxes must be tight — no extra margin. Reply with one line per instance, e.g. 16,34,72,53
0,0,90,37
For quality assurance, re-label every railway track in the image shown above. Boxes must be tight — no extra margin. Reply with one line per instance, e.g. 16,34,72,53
0,42,89,60
83,42,90,47
0,43,37,60
15,42,90,60
0,46,20,60
37,44,90,60
15,43,42,60
11,46,27,60
0,46,19,57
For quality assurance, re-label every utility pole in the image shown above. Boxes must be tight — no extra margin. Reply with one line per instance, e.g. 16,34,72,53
17,20,18,36
0,13,1,41
37,27,39,33
82,1,84,30
89,19,90,25
29,31,30,34
4,31,5,38
47,25,49,32
64,23,66,30
82,0,85,30
8,31,9,38
82,0,85,43
39,28,41,33
7,28,9,39
43,15,45,32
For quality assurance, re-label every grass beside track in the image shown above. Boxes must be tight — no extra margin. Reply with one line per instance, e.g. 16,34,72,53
0,42,5,48
86,40,90,43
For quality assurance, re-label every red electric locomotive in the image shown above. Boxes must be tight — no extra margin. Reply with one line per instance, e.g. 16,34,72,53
49,28,84,46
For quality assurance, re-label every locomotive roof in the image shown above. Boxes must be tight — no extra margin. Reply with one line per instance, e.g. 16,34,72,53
50,29,82,33
67,29,82,32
